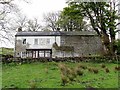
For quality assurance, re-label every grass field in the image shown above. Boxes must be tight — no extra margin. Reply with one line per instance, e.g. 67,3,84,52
2,61,119,88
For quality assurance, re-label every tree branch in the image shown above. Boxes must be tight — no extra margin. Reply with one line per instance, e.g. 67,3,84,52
115,30,120,33
115,22,120,27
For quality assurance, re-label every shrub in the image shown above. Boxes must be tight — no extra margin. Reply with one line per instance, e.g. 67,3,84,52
101,64,106,68
71,68,77,78
115,66,120,71
61,74,68,86
105,68,110,73
65,67,77,82
68,74,75,81
66,67,72,75
59,63,79,83
88,67,93,72
75,67,83,76
77,64,87,69
92,68,99,74
58,63,67,75
67,67,76,76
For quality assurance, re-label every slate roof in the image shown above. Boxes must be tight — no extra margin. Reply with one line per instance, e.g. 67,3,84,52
15,31,98,37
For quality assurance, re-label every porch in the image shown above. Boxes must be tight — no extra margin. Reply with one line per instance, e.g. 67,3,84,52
26,49,52,58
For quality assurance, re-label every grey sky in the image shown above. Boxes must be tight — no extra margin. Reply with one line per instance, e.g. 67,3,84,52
14,0,67,20
0,0,67,48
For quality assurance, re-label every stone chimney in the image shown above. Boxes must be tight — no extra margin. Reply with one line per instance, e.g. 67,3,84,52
18,27,22,32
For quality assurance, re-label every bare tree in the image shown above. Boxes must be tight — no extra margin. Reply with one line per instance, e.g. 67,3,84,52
0,0,13,4
0,0,19,44
43,11,60,31
13,14,28,31
0,0,29,46
27,18,41,31
0,0,29,4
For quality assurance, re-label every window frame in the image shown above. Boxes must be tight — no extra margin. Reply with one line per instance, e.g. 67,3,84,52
46,38,50,44
34,39,38,45
23,39,26,44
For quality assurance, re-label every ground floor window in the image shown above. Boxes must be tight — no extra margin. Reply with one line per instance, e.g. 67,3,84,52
26,51,32,57
26,49,52,58
45,51,51,57
22,52,26,58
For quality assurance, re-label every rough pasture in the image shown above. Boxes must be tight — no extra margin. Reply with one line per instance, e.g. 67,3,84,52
2,61,119,88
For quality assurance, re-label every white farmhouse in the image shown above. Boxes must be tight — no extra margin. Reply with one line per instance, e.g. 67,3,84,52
15,31,103,58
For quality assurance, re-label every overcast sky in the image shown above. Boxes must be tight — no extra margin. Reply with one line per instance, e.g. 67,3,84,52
1,0,120,48
0,0,67,48
15,0,67,20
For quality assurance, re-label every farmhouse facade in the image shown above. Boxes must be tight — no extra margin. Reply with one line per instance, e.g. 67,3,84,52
15,31,103,58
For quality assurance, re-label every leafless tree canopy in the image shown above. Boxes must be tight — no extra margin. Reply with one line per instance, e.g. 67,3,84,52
27,18,41,31
0,0,29,45
0,0,13,4
43,12,60,31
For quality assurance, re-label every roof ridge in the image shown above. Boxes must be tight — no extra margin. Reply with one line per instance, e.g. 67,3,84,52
15,31,98,37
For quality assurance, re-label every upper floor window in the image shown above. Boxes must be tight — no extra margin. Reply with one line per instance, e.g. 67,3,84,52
46,39,50,44
23,39,26,44
61,40,65,44
39,38,50,45
34,39,38,45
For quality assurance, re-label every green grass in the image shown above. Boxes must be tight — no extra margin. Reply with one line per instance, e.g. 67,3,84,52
2,62,119,88
0,63,2,89
0,47,14,55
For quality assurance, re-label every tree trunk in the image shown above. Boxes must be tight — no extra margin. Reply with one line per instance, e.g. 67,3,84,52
102,33,115,56
109,35,115,56
101,34,110,55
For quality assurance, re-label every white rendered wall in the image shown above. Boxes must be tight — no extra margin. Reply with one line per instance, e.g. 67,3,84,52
117,1,120,39
16,36,60,49
118,32,120,39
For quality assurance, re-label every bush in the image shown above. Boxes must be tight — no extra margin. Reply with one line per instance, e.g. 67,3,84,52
101,64,106,68
92,68,99,74
58,63,68,76
114,40,120,55
75,67,83,76
77,64,87,69
88,67,93,72
68,74,75,81
77,69,83,76
115,66,120,71
61,74,68,86
105,68,110,73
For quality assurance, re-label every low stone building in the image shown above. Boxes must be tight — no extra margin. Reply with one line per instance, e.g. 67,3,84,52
14,31,103,58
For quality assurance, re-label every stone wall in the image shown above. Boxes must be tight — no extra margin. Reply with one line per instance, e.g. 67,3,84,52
15,40,29,58
60,35,103,57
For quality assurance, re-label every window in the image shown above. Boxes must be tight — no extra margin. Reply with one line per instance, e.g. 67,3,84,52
46,39,50,44
39,38,44,45
45,51,51,57
23,39,26,44
17,53,19,55
34,39,38,45
39,51,44,57
61,40,65,44
22,52,26,58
